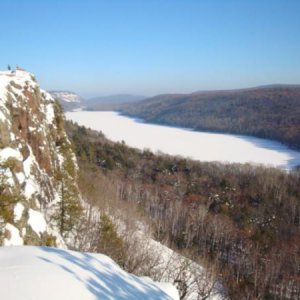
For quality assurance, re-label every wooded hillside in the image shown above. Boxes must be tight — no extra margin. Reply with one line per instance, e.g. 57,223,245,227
67,120,300,299
120,85,300,150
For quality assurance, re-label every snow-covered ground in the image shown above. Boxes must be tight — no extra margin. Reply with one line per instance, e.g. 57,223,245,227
0,246,179,300
66,111,300,170
133,233,223,300
49,91,83,103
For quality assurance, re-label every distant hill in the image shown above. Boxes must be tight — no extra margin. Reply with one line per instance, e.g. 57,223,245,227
85,94,146,110
120,84,300,150
49,90,85,111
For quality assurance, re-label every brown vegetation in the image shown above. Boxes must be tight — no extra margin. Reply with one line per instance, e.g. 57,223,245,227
120,85,300,150
67,120,300,299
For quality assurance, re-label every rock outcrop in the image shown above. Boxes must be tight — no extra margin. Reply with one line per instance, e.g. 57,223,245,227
0,69,81,247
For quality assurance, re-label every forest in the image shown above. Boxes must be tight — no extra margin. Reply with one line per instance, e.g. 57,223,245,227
116,85,300,150
66,120,300,300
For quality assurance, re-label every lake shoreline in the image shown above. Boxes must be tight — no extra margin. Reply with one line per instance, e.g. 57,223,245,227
117,110,300,152
66,110,300,171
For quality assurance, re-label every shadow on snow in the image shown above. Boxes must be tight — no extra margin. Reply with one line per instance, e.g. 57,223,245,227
38,247,173,300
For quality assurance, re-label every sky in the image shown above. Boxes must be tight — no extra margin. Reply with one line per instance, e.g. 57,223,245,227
0,0,299,98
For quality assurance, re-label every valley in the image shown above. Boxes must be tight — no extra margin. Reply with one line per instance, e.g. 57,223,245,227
118,85,300,151
1,1,299,299
66,110,300,170
66,120,300,300
1,70,298,299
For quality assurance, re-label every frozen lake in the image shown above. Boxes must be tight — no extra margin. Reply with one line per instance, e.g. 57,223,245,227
66,111,300,170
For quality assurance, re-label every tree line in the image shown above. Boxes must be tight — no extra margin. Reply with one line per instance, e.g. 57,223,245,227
120,86,300,150
67,120,300,299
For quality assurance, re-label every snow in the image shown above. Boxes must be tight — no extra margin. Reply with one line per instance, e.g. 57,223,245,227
0,110,6,122
28,209,47,235
57,152,65,166
0,246,179,300
14,203,24,222
9,132,15,140
0,147,23,163
15,171,25,184
66,111,300,170
22,148,42,199
0,70,36,102
50,91,82,103
3,224,23,246
131,230,223,300
111,218,223,300
45,102,55,123
0,168,15,186
24,179,39,199
154,241,222,300
23,152,34,174
155,282,180,300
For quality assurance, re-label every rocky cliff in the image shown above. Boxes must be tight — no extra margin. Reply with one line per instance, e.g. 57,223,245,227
0,69,81,247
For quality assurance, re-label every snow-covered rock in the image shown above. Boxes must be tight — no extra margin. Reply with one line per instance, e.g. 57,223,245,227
0,69,81,247
3,224,23,246
28,209,47,235
13,203,24,222
0,246,179,300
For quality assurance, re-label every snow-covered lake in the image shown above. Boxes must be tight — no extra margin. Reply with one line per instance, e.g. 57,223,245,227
66,111,300,170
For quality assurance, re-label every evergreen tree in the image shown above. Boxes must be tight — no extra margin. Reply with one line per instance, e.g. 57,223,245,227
54,156,82,239
55,175,82,237
97,214,126,266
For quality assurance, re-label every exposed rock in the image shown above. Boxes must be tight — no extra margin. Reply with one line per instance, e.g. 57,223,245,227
0,69,81,247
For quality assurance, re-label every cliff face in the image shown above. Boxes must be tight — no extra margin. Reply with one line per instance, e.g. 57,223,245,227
0,69,81,247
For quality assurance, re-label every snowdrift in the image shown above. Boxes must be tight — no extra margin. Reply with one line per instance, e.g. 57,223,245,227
0,246,179,300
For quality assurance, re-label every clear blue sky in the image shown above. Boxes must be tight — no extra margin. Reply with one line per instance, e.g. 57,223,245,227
1,0,299,97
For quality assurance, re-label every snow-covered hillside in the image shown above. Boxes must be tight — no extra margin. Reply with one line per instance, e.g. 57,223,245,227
0,69,80,247
50,90,84,111
0,246,179,300
50,91,82,103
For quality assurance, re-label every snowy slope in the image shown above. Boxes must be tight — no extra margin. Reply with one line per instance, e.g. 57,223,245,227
114,219,223,300
0,246,179,300
50,90,84,111
50,91,83,103
150,239,222,300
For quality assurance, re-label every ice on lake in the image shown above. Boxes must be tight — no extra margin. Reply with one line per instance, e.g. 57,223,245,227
66,111,300,170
